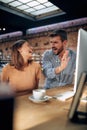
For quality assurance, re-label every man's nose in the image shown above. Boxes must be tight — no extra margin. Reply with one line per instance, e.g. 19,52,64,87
51,42,55,47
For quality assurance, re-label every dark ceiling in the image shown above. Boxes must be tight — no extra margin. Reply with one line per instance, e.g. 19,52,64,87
0,0,87,35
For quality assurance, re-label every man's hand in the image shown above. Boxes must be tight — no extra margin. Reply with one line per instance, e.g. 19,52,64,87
60,50,70,71
55,50,70,74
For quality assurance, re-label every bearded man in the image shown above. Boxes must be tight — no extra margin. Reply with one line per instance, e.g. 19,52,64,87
42,29,76,89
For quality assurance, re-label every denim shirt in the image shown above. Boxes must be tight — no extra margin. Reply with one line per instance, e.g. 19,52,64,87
42,49,76,89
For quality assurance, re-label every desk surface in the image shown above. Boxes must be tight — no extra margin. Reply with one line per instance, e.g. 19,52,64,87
13,85,87,130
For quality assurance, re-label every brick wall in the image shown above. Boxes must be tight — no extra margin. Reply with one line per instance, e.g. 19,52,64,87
0,25,87,61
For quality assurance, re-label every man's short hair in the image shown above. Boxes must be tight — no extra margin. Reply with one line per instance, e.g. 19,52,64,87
49,29,67,42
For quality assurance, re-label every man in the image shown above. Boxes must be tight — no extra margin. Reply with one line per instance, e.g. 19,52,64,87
42,29,76,89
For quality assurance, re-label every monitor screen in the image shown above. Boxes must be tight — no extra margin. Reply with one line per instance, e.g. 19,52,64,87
74,28,87,92
68,28,87,121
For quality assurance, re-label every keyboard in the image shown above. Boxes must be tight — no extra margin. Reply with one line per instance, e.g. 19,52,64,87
54,91,75,101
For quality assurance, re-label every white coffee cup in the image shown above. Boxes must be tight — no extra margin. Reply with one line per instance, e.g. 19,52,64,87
33,89,46,100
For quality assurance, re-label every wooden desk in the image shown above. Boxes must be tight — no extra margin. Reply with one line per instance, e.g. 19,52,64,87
13,85,87,130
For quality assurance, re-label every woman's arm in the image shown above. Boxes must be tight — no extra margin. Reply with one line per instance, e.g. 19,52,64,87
1,65,9,83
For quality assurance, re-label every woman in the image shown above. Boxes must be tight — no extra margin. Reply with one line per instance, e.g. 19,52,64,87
1,39,41,96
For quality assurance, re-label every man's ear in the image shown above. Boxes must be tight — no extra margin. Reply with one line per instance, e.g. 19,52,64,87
63,40,67,48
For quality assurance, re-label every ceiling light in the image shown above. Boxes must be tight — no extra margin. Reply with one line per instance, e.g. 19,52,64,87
17,5,29,10
18,0,32,3
43,2,53,7
9,1,22,7
33,5,45,10
0,0,65,20
27,1,39,7
0,0,13,3
37,0,48,3
3,28,6,31
31,6,59,16
24,8,36,13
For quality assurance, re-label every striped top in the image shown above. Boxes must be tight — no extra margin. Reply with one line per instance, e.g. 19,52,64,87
42,49,76,89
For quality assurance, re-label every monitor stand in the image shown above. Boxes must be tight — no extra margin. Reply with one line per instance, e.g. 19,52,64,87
70,111,87,124
68,72,87,124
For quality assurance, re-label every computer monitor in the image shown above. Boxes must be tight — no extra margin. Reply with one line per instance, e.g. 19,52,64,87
55,28,87,101
68,28,87,121
74,28,87,92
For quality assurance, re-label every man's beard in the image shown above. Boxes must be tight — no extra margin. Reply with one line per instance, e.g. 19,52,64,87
52,46,63,55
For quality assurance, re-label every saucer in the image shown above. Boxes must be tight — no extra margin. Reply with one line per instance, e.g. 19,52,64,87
28,95,52,103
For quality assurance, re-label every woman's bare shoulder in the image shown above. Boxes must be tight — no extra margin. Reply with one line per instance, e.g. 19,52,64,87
31,61,41,68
